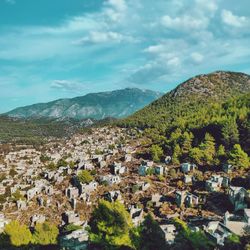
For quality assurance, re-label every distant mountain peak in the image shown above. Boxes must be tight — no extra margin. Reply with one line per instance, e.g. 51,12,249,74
5,88,163,120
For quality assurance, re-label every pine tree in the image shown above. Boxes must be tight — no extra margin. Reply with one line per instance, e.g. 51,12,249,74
172,144,181,165
150,145,163,162
139,214,168,250
181,132,194,156
228,144,250,169
199,133,216,166
222,118,239,147
89,200,133,249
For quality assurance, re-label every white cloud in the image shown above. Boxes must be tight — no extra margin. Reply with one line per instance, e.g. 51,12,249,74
50,80,86,93
161,15,208,31
221,10,249,28
144,44,166,54
167,57,181,67
195,0,218,13
74,31,134,45
106,0,127,12
191,52,204,63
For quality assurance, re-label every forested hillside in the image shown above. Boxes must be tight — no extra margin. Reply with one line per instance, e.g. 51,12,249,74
119,71,250,164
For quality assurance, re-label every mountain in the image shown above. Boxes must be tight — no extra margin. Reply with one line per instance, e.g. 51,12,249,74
5,88,163,120
119,71,250,154
120,71,250,129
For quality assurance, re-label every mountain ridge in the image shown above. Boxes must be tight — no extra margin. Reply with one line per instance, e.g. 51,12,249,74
5,88,163,120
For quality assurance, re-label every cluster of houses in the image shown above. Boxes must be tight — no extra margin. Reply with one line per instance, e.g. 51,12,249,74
0,126,249,249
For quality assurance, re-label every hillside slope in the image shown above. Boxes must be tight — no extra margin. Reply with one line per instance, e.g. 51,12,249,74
120,71,250,130
6,88,162,120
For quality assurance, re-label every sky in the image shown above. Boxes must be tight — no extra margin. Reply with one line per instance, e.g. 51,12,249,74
0,0,250,112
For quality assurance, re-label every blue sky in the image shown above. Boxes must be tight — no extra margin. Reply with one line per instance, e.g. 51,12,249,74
0,0,250,112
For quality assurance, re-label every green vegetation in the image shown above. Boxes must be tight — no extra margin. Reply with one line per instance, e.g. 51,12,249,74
118,72,250,166
62,224,82,234
4,220,32,247
77,170,94,184
137,214,167,250
228,144,250,169
88,200,133,249
150,145,163,162
32,222,59,246
173,218,215,250
1,221,59,248
0,115,76,145
120,93,250,167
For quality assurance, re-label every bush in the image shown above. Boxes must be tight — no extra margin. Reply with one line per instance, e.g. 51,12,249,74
77,170,94,184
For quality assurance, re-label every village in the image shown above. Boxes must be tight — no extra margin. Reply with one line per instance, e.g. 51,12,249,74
0,126,249,249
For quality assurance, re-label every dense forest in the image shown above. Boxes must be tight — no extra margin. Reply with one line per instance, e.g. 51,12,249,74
118,72,250,165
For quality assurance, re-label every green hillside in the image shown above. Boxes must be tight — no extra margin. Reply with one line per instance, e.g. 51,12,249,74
119,71,250,160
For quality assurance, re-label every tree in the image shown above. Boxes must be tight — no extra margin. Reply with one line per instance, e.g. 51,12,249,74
189,147,203,165
169,128,182,147
222,118,239,147
228,144,250,169
77,170,94,184
138,214,168,250
222,234,242,250
217,144,226,163
199,133,216,166
173,218,214,250
32,222,59,246
180,132,194,156
4,220,32,247
150,145,163,162
172,144,181,165
89,200,133,249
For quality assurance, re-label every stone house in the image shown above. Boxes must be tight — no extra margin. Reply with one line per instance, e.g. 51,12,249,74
204,221,232,246
175,191,199,207
62,211,81,226
228,186,248,211
128,205,143,226
160,224,176,245
30,214,46,227
165,156,172,164
224,209,250,236
111,162,126,175
104,191,123,203
0,213,9,233
155,165,166,175
138,165,150,176
16,200,27,210
79,181,98,195
137,181,150,191
180,163,196,174
206,175,223,192
223,164,234,173
151,193,164,207
66,187,79,199
100,175,121,186
184,175,193,184
124,154,132,162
